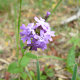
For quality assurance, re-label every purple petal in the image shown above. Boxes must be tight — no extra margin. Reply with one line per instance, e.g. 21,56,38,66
21,36,27,43
47,11,51,16
40,17,45,22
20,24,26,30
34,17,40,22
27,23,34,28
27,38,31,44
40,30,44,36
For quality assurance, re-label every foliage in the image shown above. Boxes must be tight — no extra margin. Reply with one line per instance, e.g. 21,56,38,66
20,72,27,79
66,45,80,80
37,59,40,80
67,30,80,80
0,0,12,12
71,64,77,80
29,65,54,80
19,56,30,67
69,37,80,47
66,46,75,72
0,0,19,18
8,62,23,73
25,52,37,59
44,66,54,78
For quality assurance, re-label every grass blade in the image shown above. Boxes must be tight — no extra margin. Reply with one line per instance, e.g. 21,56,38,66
71,64,77,80
38,56,66,61
37,59,40,80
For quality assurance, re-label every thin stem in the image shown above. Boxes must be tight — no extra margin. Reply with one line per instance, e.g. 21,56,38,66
37,59,40,80
17,0,22,58
14,1,18,58
47,0,62,21
18,0,22,37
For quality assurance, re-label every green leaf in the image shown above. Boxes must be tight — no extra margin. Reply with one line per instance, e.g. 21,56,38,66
71,64,77,80
20,72,27,79
25,52,37,59
46,72,54,77
69,37,80,47
8,62,23,73
38,56,66,61
40,71,43,76
76,74,80,80
47,68,53,72
41,75,47,80
20,56,30,67
66,47,80,80
25,67,33,80
76,53,80,57
0,50,3,54
67,46,75,71
20,39,26,54
44,66,48,71
12,79,19,80
37,59,40,80
0,79,4,80
30,71,35,78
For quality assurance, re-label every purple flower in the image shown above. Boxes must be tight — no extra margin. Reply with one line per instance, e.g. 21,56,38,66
34,17,50,32
44,11,51,21
44,30,55,41
20,23,35,36
20,11,55,51
46,11,51,16
20,23,35,44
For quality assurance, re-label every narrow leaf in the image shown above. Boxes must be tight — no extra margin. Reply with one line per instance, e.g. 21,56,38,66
25,52,37,59
66,47,80,80
71,64,77,80
38,56,66,61
20,39,25,54
66,46,75,72
37,59,40,80
20,56,30,67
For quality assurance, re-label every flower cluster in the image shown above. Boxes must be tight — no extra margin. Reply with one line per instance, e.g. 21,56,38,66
20,11,55,51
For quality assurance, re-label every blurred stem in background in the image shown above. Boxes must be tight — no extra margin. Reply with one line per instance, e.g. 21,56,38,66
14,1,18,58
17,0,22,58
38,0,43,15
47,0,62,21
14,0,22,58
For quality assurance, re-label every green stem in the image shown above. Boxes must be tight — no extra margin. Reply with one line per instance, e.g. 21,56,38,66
47,0,62,21
14,0,18,58
37,59,40,80
17,0,22,58
18,0,22,37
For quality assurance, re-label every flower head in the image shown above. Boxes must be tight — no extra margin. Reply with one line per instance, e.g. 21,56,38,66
44,11,51,21
46,11,51,16
34,17,50,32
20,11,55,51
